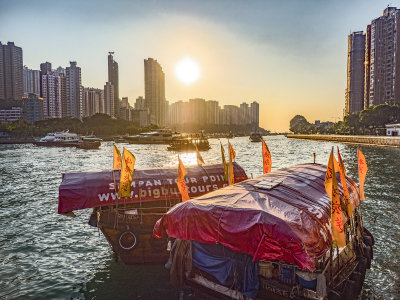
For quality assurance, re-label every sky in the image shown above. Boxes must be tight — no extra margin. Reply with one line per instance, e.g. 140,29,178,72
0,0,396,131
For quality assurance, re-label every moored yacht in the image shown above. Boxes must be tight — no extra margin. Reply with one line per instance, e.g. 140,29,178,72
125,129,178,144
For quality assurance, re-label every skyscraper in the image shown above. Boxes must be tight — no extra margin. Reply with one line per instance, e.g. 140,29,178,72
0,42,23,100
144,58,166,126
83,87,104,117
345,31,365,115
104,82,114,117
23,66,40,97
250,101,259,127
108,52,119,117
42,72,62,118
66,61,83,118
365,7,400,107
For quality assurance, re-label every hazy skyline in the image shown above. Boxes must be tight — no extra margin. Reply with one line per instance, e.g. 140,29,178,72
1,0,396,131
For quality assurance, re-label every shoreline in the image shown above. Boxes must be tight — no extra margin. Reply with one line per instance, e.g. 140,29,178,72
286,134,400,148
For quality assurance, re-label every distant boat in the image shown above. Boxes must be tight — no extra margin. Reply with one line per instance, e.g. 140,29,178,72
125,129,178,144
249,132,262,142
167,135,211,151
81,134,103,142
35,130,100,149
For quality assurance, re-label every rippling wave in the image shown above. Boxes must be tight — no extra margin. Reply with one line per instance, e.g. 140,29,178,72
0,136,399,299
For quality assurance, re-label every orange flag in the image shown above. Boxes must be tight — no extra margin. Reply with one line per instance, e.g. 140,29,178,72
177,157,190,201
357,148,368,200
196,145,205,165
261,138,271,174
324,149,346,248
113,145,122,169
337,147,353,217
118,148,136,198
228,141,236,185
333,152,340,173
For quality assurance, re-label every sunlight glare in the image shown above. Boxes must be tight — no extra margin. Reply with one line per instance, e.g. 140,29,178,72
175,57,200,85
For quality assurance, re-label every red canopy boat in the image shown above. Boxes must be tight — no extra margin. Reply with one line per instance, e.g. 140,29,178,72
154,163,373,299
58,162,248,264
154,163,361,271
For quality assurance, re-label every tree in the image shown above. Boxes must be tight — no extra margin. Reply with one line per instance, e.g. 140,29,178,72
289,115,311,134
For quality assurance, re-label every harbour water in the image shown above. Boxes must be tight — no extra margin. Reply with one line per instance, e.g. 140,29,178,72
0,136,399,299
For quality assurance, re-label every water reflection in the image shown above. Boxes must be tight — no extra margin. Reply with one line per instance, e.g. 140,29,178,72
0,136,399,299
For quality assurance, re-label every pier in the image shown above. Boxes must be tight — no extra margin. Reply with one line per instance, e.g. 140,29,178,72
286,134,400,147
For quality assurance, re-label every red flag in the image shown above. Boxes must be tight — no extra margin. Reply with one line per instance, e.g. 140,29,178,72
261,138,271,174
357,149,368,200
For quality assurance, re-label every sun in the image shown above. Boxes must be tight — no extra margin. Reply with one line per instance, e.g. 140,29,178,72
175,57,200,85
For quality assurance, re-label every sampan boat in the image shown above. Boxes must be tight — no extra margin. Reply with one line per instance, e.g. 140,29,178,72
153,163,374,299
58,163,247,264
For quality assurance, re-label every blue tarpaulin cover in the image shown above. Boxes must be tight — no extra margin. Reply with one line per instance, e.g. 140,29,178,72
192,241,259,299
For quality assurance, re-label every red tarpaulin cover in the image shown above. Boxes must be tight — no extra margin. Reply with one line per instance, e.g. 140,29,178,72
58,163,247,214
153,163,361,271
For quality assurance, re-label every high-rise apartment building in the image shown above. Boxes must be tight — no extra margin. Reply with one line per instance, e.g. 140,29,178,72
108,52,119,117
144,58,166,126
345,31,366,115
240,102,251,125
66,61,83,118
189,98,207,125
22,93,44,122
42,72,62,118
206,100,220,125
250,101,259,127
104,82,114,117
0,42,23,100
365,7,400,107
135,96,146,110
23,66,40,97
83,87,104,117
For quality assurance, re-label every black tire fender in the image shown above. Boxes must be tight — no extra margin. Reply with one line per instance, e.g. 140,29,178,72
363,227,375,246
342,279,356,300
363,245,372,269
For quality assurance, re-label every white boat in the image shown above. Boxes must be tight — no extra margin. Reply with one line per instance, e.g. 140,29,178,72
125,129,179,144
37,130,80,144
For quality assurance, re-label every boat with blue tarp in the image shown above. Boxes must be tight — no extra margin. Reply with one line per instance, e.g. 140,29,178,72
154,163,374,299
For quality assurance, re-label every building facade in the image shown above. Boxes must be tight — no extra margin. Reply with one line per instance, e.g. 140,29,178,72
104,82,114,117
168,99,259,127
0,42,23,100
108,53,119,118
23,66,40,97
42,72,62,118
365,7,400,107
22,93,44,122
83,87,104,117
144,58,166,126
66,61,83,118
250,101,260,127
345,31,366,115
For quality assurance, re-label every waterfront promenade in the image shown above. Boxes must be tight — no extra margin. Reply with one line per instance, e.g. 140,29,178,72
287,134,400,147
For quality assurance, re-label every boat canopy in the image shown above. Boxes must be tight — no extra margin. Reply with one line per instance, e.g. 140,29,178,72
58,163,247,214
153,163,361,271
